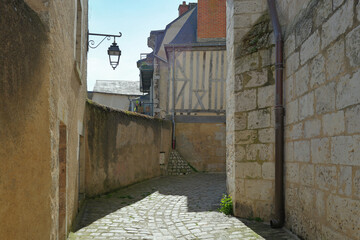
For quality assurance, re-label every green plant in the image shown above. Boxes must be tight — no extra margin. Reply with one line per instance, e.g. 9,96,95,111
248,216,263,222
218,194,233,215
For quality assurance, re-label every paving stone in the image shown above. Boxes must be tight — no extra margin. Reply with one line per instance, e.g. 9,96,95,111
69,174,298,240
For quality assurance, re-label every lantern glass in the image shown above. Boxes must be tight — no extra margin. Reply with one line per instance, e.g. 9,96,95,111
107,42,121,70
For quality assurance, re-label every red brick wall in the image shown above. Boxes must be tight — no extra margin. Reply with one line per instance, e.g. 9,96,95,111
179,1,189,16
197,0,226,40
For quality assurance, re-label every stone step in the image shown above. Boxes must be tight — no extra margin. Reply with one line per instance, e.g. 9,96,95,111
167,150,194,175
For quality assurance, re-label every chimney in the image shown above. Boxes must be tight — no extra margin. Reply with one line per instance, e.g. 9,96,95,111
197,0,226,41
178,1,189,16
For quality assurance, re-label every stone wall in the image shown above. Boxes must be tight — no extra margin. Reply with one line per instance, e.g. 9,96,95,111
279,0,360,239
85,101,172,197
227,0,360,239
0,0,89,239
226,0,271,219
176,123,226,172
227,5,276,220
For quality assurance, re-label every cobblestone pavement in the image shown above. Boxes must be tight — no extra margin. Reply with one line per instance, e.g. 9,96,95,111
69,174,298,240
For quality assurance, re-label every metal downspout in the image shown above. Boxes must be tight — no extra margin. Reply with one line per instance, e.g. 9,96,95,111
267,0,285,228
172,46,176,149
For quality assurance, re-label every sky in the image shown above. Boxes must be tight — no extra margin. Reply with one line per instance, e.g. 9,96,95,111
87,0,197,91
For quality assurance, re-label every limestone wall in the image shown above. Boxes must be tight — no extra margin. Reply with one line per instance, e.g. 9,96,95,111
226,0,272,219
227,0,360,239
85,101,172,197
176,123,226,172
279,0,360,239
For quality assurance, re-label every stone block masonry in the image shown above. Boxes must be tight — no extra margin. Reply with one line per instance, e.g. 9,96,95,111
281,0,360,239
227,0,360,239
226,7,276,221
167,150,194,175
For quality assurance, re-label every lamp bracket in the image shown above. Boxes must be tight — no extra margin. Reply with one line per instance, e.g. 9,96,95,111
88,32,122,49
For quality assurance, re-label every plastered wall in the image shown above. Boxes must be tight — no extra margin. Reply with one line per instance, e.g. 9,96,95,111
85,101,172,197
47,0,88,238
176,123,226,172
0,0,88,239
0,1,52,239
92,93,134,111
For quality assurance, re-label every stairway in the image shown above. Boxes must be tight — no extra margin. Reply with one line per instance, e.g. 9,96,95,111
167,150,194,175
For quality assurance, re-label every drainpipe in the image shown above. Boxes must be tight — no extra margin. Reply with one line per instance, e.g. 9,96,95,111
172,46,176,149
267,0,285,228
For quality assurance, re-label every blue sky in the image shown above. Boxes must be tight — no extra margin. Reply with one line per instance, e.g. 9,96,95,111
87,0,197,91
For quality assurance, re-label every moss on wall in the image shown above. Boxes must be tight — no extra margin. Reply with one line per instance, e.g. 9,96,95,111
238,13,272,56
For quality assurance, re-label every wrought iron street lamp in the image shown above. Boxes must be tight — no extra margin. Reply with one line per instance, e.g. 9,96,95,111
88,32,122,70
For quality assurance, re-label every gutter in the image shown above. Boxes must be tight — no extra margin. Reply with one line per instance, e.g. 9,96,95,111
267,0,285,228
171,46,176,149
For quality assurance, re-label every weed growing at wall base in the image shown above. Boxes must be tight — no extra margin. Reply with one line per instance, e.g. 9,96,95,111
218,194,233,215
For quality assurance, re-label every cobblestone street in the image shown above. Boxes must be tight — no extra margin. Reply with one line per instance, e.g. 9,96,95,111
69,174,297,240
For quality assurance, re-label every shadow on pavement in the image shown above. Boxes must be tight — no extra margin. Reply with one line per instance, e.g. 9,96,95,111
241,219,298,240
74,173,227,231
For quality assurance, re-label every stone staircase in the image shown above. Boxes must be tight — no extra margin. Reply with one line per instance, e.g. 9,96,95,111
167,150,194,175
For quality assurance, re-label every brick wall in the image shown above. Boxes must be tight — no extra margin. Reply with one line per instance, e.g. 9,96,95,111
198,0,226,40
179,1,189,16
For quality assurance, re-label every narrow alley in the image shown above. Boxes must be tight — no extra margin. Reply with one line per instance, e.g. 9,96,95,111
70,174,297,240
2,0,360,239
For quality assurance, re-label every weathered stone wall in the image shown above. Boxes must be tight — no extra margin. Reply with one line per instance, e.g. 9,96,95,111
0,0,88,239
176,123,226,172
227,5,276,220
0,1,52,239
227,0,360,239
226,0,271,220
279,0,360,239
85,101,172,197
